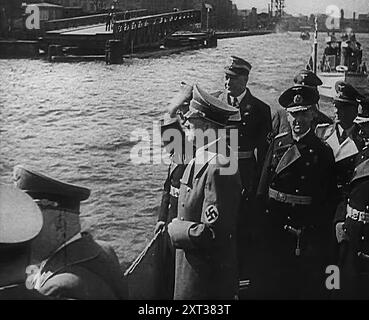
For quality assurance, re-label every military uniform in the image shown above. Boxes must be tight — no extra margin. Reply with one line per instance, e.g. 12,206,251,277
156,117,188,299
333,97,369,299
315,82,364,198
214,57,272,285
257,86,339,299
0,184,48,300
168,85,241,300
13,166,128,300
214,57,271,195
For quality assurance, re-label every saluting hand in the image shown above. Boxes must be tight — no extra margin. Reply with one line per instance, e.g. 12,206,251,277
167,82,193,117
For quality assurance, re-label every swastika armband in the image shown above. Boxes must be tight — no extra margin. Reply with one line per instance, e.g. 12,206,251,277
204,205,219,224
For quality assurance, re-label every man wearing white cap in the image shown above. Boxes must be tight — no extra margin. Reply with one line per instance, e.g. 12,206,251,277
0,185,48,299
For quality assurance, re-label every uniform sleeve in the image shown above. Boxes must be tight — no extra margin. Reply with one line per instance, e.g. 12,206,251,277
170,164,241,250
255,103,272,173
158,166,171,222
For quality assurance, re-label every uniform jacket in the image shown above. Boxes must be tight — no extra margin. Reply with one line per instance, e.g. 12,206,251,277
35,232,127,300
158,158,186,224
168,139,242,300
258,130,339,232
315,122,364,195
214,88,272,192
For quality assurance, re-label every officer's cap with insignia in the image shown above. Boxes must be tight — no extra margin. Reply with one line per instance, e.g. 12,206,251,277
334,81,360,105
184,84,239,126
13,165,91,213
278,85,319,113
293,69,323,88
224,56,252,77
0,184,43,244
354,96,369,124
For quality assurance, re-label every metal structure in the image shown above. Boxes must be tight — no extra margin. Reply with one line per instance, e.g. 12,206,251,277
113,10,201,52
271,0,285,18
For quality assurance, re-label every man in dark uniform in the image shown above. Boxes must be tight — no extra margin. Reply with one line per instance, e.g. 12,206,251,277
13,165,128,300
334,97,369,299
213,56,272,284
0,185,48,300
167,84,242,300
257,85,339,299
322,36,340,70
315,81,364,199
293,69,333,129
343,34,363,72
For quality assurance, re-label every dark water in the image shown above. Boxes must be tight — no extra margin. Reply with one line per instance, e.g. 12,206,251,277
1,32,368,268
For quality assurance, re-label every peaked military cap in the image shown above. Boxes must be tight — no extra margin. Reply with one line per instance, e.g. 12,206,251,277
334,81,360,104
184,84,239,126
13,165,90,213
224,56,252,76
293,69,323,88
279,85,319,112
0,184,43,244
354,97,369,124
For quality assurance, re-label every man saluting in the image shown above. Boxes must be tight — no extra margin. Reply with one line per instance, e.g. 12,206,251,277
168,84,242,300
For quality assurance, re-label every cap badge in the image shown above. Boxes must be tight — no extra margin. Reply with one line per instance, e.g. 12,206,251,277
293,94,303,104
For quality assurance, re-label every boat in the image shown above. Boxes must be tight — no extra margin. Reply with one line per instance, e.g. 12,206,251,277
311,28,369,99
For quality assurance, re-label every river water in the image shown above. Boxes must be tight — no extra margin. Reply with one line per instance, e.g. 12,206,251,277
1,32,368,269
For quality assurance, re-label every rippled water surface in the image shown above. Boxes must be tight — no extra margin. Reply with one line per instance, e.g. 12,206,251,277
1,32,368,268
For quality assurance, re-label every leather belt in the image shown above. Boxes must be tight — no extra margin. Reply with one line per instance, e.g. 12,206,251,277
346,204,369,223
170,186,180,198
237,150,254,159
269,188,312,205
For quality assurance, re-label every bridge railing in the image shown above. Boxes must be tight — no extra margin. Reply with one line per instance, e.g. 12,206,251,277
43,9,147,31
112,10,201,51
113,10,201,41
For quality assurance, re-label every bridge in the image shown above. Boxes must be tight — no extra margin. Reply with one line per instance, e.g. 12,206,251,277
42,10,202,56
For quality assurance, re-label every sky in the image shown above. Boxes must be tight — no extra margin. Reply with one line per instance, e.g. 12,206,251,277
233,0,369,17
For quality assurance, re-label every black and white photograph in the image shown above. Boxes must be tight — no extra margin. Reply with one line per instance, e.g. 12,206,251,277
0,0,368,305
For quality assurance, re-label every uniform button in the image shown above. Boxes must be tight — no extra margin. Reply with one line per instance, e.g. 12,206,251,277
301,176,305,180
278,142,282,146
295,189,299,193
306,162,310,166
168,204,172,209
362,236,365,241
309,149,314,153
180,217,184,221
287,216,291,220
243,122,246,126
240,134,243,137
229,234,233,239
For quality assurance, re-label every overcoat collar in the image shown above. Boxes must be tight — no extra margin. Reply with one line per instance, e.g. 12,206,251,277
39,232,101,286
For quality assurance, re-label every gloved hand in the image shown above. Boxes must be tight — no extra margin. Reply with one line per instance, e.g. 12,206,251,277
335,222,348,243
154,221,166,234
168,82,193,117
